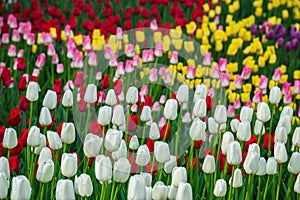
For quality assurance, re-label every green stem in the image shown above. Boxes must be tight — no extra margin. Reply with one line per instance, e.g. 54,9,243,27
268,105,276,157
257,176,262,200
188,140,195,177
228,165,235,200
84,157,90,173
200,174,208,200
286,174,295,199
6,149,10,162
222,160,228,179
163,120,170,142
175,107,183,155
213,125,222,184
113,184,121,200
245,174,254,200
110,181,116,200
65,107,69,122
29,101,34,128
263,175,270,200
257,122,264,147
85,104,91,135
276,164,283,200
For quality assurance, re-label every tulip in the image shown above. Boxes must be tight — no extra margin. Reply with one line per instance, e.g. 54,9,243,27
202,155,215,174
74,174,93,197
42,90,57,109
182,112,192,123
32,134,46,155
56,179,75,200
208,117,219,134
269,86,281,104
112,105,125,127
280,106,294,119
113,157,131,183
288,152,300,174
171,167,187,187
140,173,152,187
254,120,265,136
136,145,150,166
266,157,277,175
229,168,243,188
168,185,178,200
152,181,169,200
60,122,75,144
194,84,207,102
213,179,227,197
38,147,52,164
214,105,227,124
3,128,18,149
146,187,152,200
98,106,112,126
292,127,300,147
149,122,160,140
164,155,177,174
276,115,291,134
112,139,127,160
256,157,266,176
189,118,206,141
0,172,9,199
0,157,10,179
95,155,112,183
230,119,240,133
221,132,234,155
141,106,152,122
240,106,253,122
39,107,52,126
236,121,251,142
61,153,78,178
294,174,300,193
176,84,189,103
154,141,170,163
26,82,39,101
227,141,242,165
244,151,259,174
106,89,117,106
47,131,62,150
62,89,73,107
84,84,97,104
192,99,206,118
127,175,146,200
104,129,122,152
126,87,139,104
129,135,139,150
36,159,54,183
164,99,178,120
257,102,271,122
274,127,288,144
274,142,288,163
83,133,102,158
27,126,41,147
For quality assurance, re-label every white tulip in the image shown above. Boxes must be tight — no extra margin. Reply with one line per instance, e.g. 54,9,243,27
62,89,73,107
256,157,266,176
164,155,177,174
176,182,192,200
140,173,152,187
98,106,112,126
0,157,10,179
256,102,271,123
74,174,93,197
230,119,240,133
113,157,131,183
236,121,251,142
10,175,32,200
280,106,293,119
152,181,169,200
214,105,227,124
112,105,125,127
288,152,300,174
32,134,46,155
136,145,150,166
26,81,39,101
189,118,206,141
253,120,265,136
0,172,9,199
129,135,139,150
149,122,160,140
84,84,97,103
213,179,227,197
47,131,62,150
3,128,18,149
276,115,291,134
274,127,288,144
146,187,152,200
105,89,117,106
61,122,75,144
39,107,52,126
243,151,259,174
127,175,146,200
112,139,127,160
229,168,243,188
42,90,57,109
227,141,242,165
164,99,178,120
171,167,187,187
126,87,138,104
56,179,75,200
36,159,54,183
83,133,102,158
248,143,260,155
27,126,41,147
221,132,234,155
95,155,112,183
104,129,122,152
140,106,152,122
202,155,215,174
38,147,52,164
176,84,189,103
274,142,288,163
193,84,207,102
269,86,281,104
208,117,218,134
61,153,78,178
266,157,277,175
240,106,253,122
292,127,300,147
294,174,300,193
154,141,170,163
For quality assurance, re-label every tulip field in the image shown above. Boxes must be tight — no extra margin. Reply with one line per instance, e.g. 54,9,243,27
1,0,300,199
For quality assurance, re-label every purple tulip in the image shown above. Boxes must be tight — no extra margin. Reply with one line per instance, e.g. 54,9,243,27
291,38,299,50
260,25,266,34
274,24,282,33
277,37,284,48
277,27,286,38
266,29,275,40
285,41,292,52
297,32,300,40
251,25,258,35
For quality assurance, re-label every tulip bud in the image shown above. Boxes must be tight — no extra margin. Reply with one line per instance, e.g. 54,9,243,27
276,115,291,134
113,157,131,183
126,87,138,104
11,175,32,200
84,84,97,104
208,117,218,134
280,106,293,119
129,135,139,150
83,133,102,158
168,185,178,200
248,143,260,155
171,167,187,187
229,168,243,188
112,105,125,127
269,86,281,104
257,102,271,122
74,174,93,197
236,121,251,142
213,179,227,197
36,159,54,183
42,90,57,109
214,105,227,124
240,106,253,122
288,152,300,174
202,155,215,174
176,182,193,200
112,139,127,160
136,145,151,167
154,141,170,163
152,181,169,200
127,175,146,200
141,106,152,122
61,153,78,178
0,172,9,199
27,126,41,147
189,118,206,141
221,132,234,155
38,147,52,164
164,99,178,120
193,84,207,102
32,134,46,155
95,155,112,183
230,119,240,133
104,129,122,152
274,142,288,163
98,106,112,126
176,84,189,103
292,128,300,147
253,120,265,136
274,127,288,144
227,141,242,165
140,173,152,187
149,122,160,140
0,157,10,179
164,155,177,174
39,107,52,126
56,179,75,200
61,122,75,144
192,99,206,118
294,174,300,193
3,128,18,149
105,89,117,106
244,151,259,174
26,81,39,101
266,157,277,175
256,157,266,176
47,131,62,150
62,89,73,107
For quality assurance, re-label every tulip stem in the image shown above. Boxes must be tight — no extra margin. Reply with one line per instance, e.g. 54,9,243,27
175,107,183,155
84,157,90,173
65,107,69,122
276,164,283,200
29,101,34,128
167,174,171,185
257,122,264,147
158,167,164,181
213,125,221,184
257,176,262,200
228,165,235,200
263,175,270,200
245,174,254,200
163,120,170,142
113,184,121,200
268,105,276,157
27,145,31,172
110,181,116,200
38,183,45,200
200,174,208,200
188,140,195,177
222,160,228,179
286,174,295,199
6,149,10,162
51,62,54,87
85,104,91,135
100,183,106,200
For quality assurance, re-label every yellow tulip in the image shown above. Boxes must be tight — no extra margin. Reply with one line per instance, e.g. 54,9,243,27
177,62,183,71
163,35,171,51
202,15,209,23
154,32,162,43
243,83,252,93
50,28,57,40
203,3,210,12
215,5,221,15
170,26,182,39
136,31,145,43
74,35,82,46
255,8,263,17
186,21,197,35
61,31,67,42
229,81,236,91
92,29,101,40
228,92,237,103
253,0,263,7
172,39,183,50
252,75,260,87
215,40,223,52
123,34,129,44
134,44,140,55
228,5,235,13
209,22,217,32
227,62,238,73
279,65,287,73
200,45,211,55
202,36,209,45
294,70,300,79
187,59,195,67
37,33,42,45
227,44,238,56
267,3,273,11
189,80,195,89
196,28,202,39
269,54,276,64
296,94,300,100
258,56,265,68
184,41,194,53
262,95,269,103
181,66,187,77
177,72,186,83
225,0,232,4
280,74,288,84
225,26,232,36
212,0,218,4
282,9,289,19
203,78,211,87
241,93,250,103
195,79,201,86
232,38,243,48
32,45,37,53
233,1,240,10
226,15,233,24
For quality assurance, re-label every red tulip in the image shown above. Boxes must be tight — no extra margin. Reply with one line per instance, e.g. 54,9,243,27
9,155,20,174
128,115,139,132
7,108,22,126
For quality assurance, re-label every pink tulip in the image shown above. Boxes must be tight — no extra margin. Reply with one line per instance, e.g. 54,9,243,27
109,55,118,67
203,52,212,66
125,60,134,73
17,49,24,58
64,80,74,90
1,33,9,44
246,100,253,108
116,27,123,40
212,65,220,79
219,58,227,71
163,70,172,85
126,44,135,57
234,75,243,89
32,68,40,77
72,53,83,68
104,46,114,59
39,32,47,44
133,55,140,67
8,45,17,57
220,72,230,87
67,38,75,49
52,54,59,64
272,68,282,82
298,107,300,117
159,67,166,76
294,80,300,94
45,33,53,43
215,16,220,25
150,19,158,31
283,92,292,104
160,95,166,104
241,66,252,80
155,42,163,57
234,98,241,109
27,33,36,45
149,68,158,82
142,49,154,63
152,102,160,112
18,22,32,34
131,104,138,112
182,112,192,123
35,53,46,68
116,62,125,75
227,105,235,117
96,71,102,81
56,64,64,74
12,29,20,42
253,90,262,103
186,66,196,79
64,25,71,37
282,82,291,95
141,85,149,96
170,51,178,64
47,43,56,56
258,75,268,89
83,36,92,50
7,14,17,29
88,52,98,67
67,46,76,59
